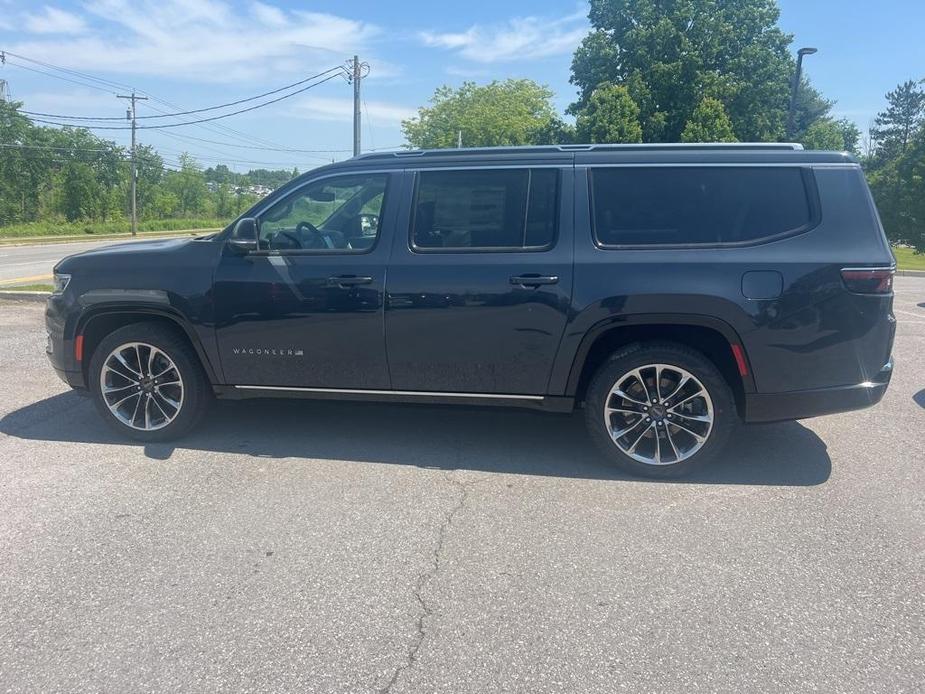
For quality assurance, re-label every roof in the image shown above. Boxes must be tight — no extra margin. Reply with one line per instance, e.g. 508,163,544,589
302,143,857,179
354,143,807,162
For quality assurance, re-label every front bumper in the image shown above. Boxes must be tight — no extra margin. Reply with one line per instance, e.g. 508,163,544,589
744,357,893,423
45,293,86,389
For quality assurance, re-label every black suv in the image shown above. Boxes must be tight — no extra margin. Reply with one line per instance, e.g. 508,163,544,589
45,144,896,477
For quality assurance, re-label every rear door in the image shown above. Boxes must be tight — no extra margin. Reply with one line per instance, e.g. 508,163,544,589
384,166,573,394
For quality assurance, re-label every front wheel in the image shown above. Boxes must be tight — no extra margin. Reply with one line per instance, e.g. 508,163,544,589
89,323,211,441
584,342,737,478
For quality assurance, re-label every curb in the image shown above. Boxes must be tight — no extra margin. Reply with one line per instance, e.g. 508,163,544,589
0,291,50,302
896,269,925,277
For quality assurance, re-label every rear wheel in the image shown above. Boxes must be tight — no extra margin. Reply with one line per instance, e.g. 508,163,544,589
584,342,736,478
89,323,210,441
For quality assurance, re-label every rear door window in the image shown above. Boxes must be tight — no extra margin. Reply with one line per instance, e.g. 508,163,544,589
412,169,558,251
590,167,815,247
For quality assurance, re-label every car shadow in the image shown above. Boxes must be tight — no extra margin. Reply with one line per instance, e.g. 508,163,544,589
914,389,925,409
0,392,831,486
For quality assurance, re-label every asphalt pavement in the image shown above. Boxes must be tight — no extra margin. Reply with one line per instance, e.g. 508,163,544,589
0,278,923,693
0,235,193,285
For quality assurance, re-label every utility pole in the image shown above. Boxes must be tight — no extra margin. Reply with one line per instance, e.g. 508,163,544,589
457,130,462,148
352,55,361,157
117,92,148,236
1,52,8,102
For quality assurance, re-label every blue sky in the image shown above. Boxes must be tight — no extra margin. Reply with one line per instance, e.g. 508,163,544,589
0,1,922,172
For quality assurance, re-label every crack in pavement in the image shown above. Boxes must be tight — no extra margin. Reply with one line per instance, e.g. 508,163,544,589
378,471,473,694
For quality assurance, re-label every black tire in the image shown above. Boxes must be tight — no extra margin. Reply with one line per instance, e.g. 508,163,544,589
584,341,737,478
88,322,211,442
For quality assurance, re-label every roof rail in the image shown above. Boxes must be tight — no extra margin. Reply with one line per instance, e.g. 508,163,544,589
353,142,805,161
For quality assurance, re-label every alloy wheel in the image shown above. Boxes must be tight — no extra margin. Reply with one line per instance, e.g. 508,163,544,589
99,342,185,431
603,364,714,466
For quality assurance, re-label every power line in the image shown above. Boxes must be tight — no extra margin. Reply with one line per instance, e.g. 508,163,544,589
2,58,118,95
3,49,318,152
26,71,345,130
0,49,134,92
19,66,348,121
153,129,349,156
161,130,352,153
141,98,288,150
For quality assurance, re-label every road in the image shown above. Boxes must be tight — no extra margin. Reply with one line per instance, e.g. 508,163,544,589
0,236,190,285
0,278,923,693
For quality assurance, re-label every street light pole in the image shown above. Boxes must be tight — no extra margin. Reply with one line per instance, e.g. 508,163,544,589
787,47,817,140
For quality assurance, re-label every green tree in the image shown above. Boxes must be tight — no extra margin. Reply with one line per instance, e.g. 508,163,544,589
214,182,235,218
165,153,207,215
58,161,101,222
790,76,834,139
801,119,849,151
134,145,165,219
835,118,862,155
402,80,563,148
865,79,925,252
681,98,738,142
868,132,925,252
149,190,179,218
0,101,50,224
575,83,643,143
799,117,861,154
203,164,233,184
871,79,925,160
570,0,803,142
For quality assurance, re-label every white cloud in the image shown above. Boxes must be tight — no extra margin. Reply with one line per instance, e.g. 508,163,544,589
420,11,588,64
5,0,381,83
250,2,286,28
293,96,416,125
23,6,87,34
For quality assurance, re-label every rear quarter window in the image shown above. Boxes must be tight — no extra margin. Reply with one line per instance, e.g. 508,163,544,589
590,166,817,247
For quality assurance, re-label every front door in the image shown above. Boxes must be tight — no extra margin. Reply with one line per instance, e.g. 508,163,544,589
213,171,398,388
385,167,573,394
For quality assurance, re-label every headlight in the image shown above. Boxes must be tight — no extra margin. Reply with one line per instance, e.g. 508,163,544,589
52,272,71,295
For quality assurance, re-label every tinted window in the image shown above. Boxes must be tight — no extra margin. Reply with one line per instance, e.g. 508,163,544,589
412,169,558,251
590,167,814,247
258,174,387,252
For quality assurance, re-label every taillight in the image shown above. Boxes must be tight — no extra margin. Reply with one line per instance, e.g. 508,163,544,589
840,267,894,294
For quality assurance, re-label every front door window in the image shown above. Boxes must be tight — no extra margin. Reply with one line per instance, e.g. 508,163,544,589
258,174,388,252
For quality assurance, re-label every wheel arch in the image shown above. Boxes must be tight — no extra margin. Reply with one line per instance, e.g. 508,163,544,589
77,307,218,386
566,314,755,416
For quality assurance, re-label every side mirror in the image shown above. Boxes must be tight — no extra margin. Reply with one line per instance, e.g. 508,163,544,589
227,217,259,254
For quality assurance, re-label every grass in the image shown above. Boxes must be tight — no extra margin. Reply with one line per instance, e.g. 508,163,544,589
0,217,228,239
0,284,53,292
894,246,925,271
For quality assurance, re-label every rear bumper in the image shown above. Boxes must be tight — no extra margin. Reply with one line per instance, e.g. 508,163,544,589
51,364,86,389
744,357,893,423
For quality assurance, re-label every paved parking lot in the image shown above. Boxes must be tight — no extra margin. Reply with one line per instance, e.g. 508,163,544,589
1,278,923,693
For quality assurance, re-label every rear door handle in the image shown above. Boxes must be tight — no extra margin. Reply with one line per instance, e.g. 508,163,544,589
510,274,559,288
329,275,373,288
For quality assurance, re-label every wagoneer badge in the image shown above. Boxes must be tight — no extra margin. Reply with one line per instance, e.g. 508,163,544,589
232,347,304,357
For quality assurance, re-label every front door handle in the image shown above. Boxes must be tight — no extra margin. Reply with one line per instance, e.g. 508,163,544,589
510,274,559,288
329,275,374,288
